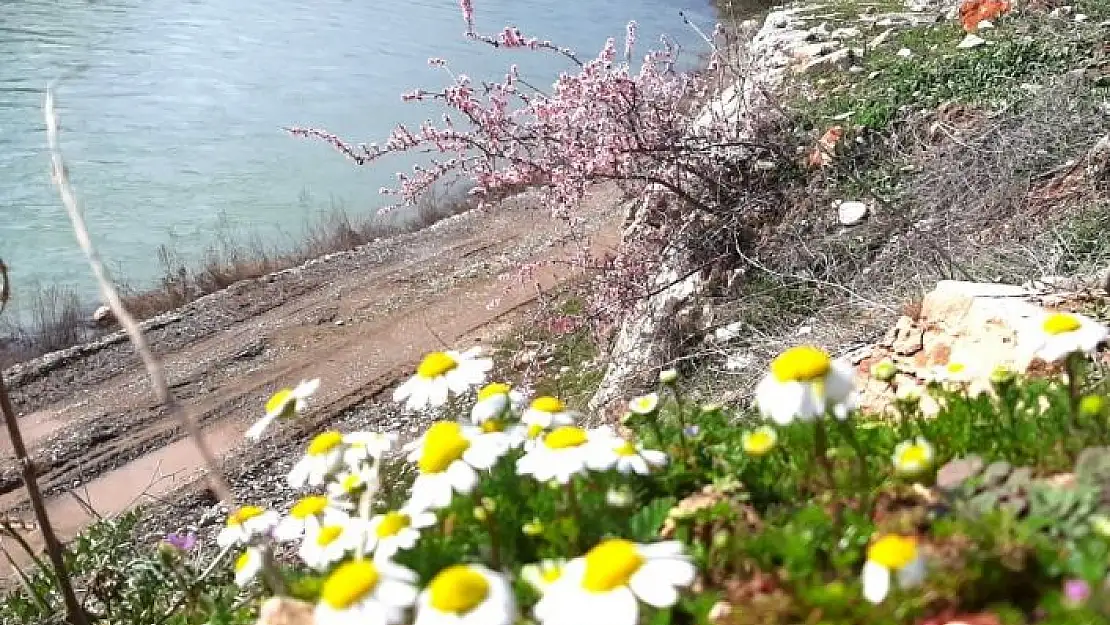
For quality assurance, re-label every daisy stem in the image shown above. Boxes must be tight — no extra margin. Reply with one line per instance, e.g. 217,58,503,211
834,418,870,509
813,419,836,491
259,545,287,595
646,412,667,450
670,385,692,461
565,479,583,552
1065,352,1085,445
355,486,373,559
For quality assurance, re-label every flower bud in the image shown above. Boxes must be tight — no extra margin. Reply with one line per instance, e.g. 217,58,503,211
606,487,635,508
990,364,1016,386
473,507,488,522
1078,395,1106,419
870,359,897,383
659,368,679,385
522,520,544,536
480,497,497,513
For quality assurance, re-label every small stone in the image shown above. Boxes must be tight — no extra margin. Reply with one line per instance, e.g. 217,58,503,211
977,19,994,29
981,461,1013,488
848,65,865,74
92,304,115,326
869,28,894,49
830,26,862,39
937,455,984,493
868,70,882,80
1074,13,1088,22
836,200,869,226
957,33,987,49
897,47,913,58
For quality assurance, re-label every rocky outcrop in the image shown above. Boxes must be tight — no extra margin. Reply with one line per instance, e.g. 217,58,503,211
852,279,1110,416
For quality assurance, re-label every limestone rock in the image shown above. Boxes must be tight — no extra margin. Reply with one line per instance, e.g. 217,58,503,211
836,200,869,225
855,279,1106,416
957,33,987,49
255,597,315,625
92,305,115,326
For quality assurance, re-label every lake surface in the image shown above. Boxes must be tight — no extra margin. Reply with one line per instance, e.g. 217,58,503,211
0,0,720,308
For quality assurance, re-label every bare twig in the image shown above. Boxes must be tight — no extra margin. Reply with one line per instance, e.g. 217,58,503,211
43,86,234,505
0,374,88,625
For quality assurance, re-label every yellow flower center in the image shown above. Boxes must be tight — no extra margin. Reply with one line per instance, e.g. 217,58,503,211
898,446,928,467
615,440,638,456
542,566,563,584
527,424,544,439
418,351,458,378
544,426,589,449
531,396,565,413
477,382,511,401
867,535,919,570
428,565,490,614
946,362,966,374
582,539,644,592
290,495,328,520
227,505,264,527
321,560,380,610
307,431,343,456
234,551,253,572
376,512,411,538
266,388,295,417
743,430,776,456
770,345,832,383
341,474,362,493
1043,313,1082,335
481,419,506,433
419,422,471,473
315,525,344,547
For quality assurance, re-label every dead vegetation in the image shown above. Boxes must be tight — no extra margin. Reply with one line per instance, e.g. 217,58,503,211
0,189,473,369
687,63,1109,402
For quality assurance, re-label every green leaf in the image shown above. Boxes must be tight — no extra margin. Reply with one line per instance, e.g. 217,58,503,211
629,497,677,542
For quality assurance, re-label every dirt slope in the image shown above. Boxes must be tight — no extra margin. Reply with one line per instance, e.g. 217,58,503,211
0,192,621,552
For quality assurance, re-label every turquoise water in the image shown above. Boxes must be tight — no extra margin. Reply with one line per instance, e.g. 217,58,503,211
0,0,716,305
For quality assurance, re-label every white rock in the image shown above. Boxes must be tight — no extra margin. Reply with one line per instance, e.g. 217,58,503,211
869,28,894,49
796,325,813,336
977,19,994,29
957,34,987,49
92,305,114,325
849,64,865,73
1074,13,1088,22
836,200,869,226
896,47,913,58
831,26,862,39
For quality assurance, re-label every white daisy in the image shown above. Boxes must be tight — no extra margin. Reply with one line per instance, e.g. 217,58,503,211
892,437,934,477
233,547,264,587
595,436,667,475
628,393,660,416
405,421,508,510
300,519,369,571
470,382,524,425
289,430,348,488
245,379,320,441
274,494,352,542
216,505,279,548
343,431,396,470
315,559,419,625
521,559,567,594
522,396,577,429
516,426,615,484
754,345,857,425
414,564,515,625
327,467,380,502
366,505,438,560
394,348,492,411
534,539,695,625
1025,311,1109,363
741,426,778,457
861,534,926,604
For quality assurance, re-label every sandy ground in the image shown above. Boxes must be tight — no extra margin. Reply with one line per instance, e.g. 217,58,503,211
0,190,622,559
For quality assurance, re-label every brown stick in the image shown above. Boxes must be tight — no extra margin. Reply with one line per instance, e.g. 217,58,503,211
42,86,234,504
0,374,88,625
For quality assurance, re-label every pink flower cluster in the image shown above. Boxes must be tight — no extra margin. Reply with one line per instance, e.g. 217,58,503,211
290,1,731,327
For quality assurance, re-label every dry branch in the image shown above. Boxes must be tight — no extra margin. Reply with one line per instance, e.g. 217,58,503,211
42,86,235,504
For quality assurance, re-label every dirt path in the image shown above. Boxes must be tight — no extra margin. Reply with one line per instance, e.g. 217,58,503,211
0,192,621,555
